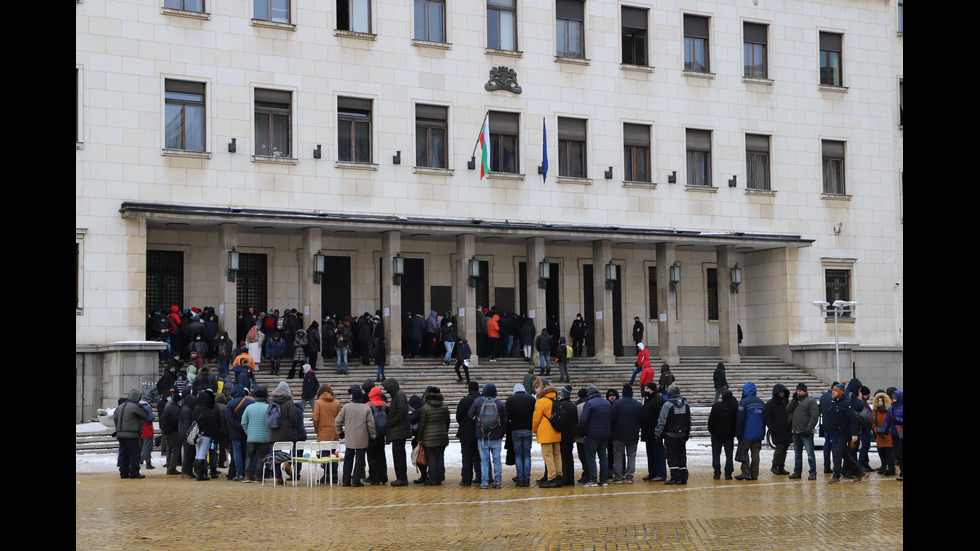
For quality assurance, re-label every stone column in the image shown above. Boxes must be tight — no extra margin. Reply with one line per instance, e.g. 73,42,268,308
717,244,741,364
526,237,546,367
218,223,238,336
656,242,679,365
300,227,322,332
592,239,615,365
456,233,478,366
382,231,403,367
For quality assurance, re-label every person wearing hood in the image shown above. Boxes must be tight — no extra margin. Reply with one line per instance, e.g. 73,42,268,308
407,312,425,358
570,314,587,359
178,392,199,479
658,363,675,390
872,390,895,476
506,383,536,487
365,387,389,484
735,381,766,481
335,386,377,487
487,313,501,361
455,381,483,486
287,328,309,379
533,383,563,487
640,382,667,481
417,386,450,485
578,385,612,487
312,383,342,484
713,362,729,403
113,389,150,479
454,338,472,384
708,388,738,480
556,336,571,383
765,383,792,475
881,389,903,481
192,388,219,481
655,384,691,485
225,384,255,481
825,382,865,483
408,393,429,484
535,328,552,375
629,342,652,386
787,383,820,480
381,378,411,486
468,383,509,489
268,381,299,484
611,384,643,483
215,330,234,377
267,331,286,376
301,364,319,411
240,385,270,482
306,320,321,371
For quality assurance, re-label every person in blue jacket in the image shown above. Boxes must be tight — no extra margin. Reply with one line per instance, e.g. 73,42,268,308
825,383,866,483
735,381,765,480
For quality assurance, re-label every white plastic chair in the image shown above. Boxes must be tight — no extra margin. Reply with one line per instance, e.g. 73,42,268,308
262,441,296,487
293,441,325,488
309,440,344,487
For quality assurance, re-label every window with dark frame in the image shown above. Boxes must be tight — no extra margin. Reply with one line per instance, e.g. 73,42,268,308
414,0,445,42
165,80,206,152
489,111,519,174
686,129,711,187
164,0,203,12
254,0,289,23
648,266,658,321
556,0,584,58
146,250,184,315
254,88,291,158
822,139,845,195
337,0,370,32
745,133,770,191
487,0,517,51
338,96,373,163
558,117,587,178
621,7,648,66
825,269,851,318
743,22,767,79
624,123,651,183
706,267,718,321
415,104,448,168
683,14,709,73
819,31,843,86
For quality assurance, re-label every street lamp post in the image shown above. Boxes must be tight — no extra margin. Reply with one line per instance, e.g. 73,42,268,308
812,300,860,383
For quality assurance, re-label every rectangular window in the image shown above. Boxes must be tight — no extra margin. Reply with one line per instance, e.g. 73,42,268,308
338,0,371,32
624,123,651,183
621,7,647,66
745,134,770,191
487,0,517,51
556,0,584,59
338,97,373,163
415,104,448,168
819,32,843,86
743,22,767,79
898,0,903,33
164,0,204,12
822,139,845,195
686,129,711,187
146,250,185,315
648,266,658,321
558,117,587,178
165,80,206,152
489,111,519,174
683,14,709,73
414,0,445,42
899,78,903,127
254,88,291,158
825,269,851,318
706,267,718,321
254,0,289,23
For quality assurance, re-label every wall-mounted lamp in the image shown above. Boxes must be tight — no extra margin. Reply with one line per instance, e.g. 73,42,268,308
730,264,742,294
227,247,240,282
728,175,737,188
392,253,405,286
468,156,476,170
313,144,321,159
468,255,480,287
667,170,677,184
538,258,551,289
604,167,613,179
313,250,325,284
228,138,237,153
605,261,617,290
393,150,401,165
669,261,681,293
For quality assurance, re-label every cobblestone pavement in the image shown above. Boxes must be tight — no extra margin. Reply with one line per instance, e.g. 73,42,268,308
76,461,903,550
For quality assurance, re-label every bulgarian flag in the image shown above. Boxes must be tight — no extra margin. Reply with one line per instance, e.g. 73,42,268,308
478,114,491,178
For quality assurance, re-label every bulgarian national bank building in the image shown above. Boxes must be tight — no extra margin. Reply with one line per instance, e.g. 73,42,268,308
75,0,903,418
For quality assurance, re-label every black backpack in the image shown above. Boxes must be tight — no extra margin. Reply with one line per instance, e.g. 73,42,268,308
478,399,500,434
547,398,563,432
371,404,388,439
266,401,283,430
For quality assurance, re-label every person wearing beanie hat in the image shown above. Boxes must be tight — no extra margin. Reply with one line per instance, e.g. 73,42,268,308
570,313,587,359
301,363,319,412
467,383,509,488
506,383,536,487
655,384,691,485
765,384,793,476
708,388,737,480
787,382,820,480
610,383,642,483
240,385,270,482
578,384,612,486
455,380,483,486
335,385,376,487
417,385,450,485
225,385,255,481
825,382,865,483
640,382,668,481
557,383,580,487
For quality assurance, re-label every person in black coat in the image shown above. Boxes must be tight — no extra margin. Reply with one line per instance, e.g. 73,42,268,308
713,362,729,403
825,383,865,483
610,384,643,483
640,382,667,481
160,391,183,475
765,383,792,475
557,385,579,487
191,389,219,480
455,381,483,485
570,314,587,358
708,389,738,479
505,383,536,487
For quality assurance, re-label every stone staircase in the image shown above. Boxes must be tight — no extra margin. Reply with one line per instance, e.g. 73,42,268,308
75,355,829,454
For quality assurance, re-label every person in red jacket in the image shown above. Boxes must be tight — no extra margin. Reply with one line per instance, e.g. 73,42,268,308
631,342,653,387
487,314,501,361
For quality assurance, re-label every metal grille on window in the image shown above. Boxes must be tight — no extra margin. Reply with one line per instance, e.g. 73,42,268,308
706,268,718,321
825,269,851,317
236,253,268,314
146,250,184,314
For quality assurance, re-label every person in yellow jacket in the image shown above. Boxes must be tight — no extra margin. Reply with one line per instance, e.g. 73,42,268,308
532,385,563,487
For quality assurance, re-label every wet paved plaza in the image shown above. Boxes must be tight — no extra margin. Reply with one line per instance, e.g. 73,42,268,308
76,452,903,550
